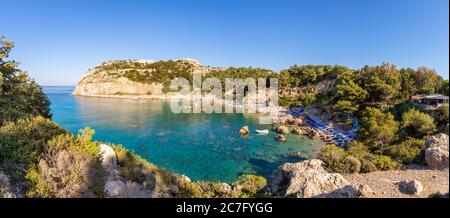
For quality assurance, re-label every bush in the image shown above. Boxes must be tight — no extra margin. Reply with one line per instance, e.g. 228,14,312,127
371,155,399,171
359,159,378,173
317,144,361,173
359,107,399,152
111,145,159,190
386,138,425,164
317,144,347,170
433,105,449,134
341,156,361,173
232,174,267,197
25,148,104,198
0,116,65,172
401,108,436,138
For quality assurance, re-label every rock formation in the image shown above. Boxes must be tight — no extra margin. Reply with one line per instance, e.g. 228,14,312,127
271,159,356,198
398,180,423,195
276,125,289,134
239,126,249,135
72,59,205,98
425,133,449,169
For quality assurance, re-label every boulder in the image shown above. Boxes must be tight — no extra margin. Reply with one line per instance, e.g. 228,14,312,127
276,135,287,142
276,125,289,134
292,127,305,135
104,180,126,198
425,134,449,169
289,151,302,158
272,159,355,198
99,144,118,172
398,180,423,195
239,126,249,135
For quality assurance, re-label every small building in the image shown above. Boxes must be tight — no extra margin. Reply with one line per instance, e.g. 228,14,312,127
410,94,449,107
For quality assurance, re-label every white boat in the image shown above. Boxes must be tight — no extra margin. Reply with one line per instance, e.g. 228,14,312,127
255,129,269,134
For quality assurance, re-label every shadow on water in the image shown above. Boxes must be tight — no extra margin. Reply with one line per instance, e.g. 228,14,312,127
246,154,306,182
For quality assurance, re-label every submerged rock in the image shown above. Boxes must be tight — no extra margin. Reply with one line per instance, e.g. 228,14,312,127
276,135,287,142
425,134,449,169
289,151,302,158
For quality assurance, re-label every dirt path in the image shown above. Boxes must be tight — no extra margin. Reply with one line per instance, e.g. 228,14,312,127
344,165,449,198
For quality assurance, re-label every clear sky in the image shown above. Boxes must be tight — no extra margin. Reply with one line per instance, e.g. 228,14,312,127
1,0,449,85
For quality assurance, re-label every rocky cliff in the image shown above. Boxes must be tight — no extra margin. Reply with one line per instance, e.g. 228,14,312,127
72,58,210,98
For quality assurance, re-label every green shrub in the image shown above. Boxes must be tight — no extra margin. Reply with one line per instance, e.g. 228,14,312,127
347,141,373,159
341,156,361,173
25,148,104,198
433,105,449,134
401,108,436,138
359,107,400,152
0,116,65,171
317,144,361,173
371,155,399,171
359,159,378,173
111,145,158,189
317,144,347,171
386,138,425,164
232,174,267,197
175,174,267,198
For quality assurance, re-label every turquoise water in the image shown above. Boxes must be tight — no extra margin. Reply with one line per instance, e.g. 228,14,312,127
44,86,322,183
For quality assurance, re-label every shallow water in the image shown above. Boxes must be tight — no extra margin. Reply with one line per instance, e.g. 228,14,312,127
44,86,322,182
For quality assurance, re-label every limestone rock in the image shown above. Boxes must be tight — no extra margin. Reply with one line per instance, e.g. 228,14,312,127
425,134,449,169
276,125,289,134
272,159,355,198
355,184,376,198
104,180,126,198
99,144,117,172
399,180,423,195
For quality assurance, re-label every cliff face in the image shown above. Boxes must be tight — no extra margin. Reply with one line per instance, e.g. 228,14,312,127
72,58,206,97
73,75,164,96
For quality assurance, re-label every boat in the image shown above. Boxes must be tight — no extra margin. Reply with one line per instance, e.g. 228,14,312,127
255,129,269,134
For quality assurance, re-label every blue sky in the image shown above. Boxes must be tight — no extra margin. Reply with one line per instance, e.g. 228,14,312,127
1,0,448,85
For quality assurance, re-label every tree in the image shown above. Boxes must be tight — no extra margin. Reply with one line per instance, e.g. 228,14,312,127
441,80,449,96
333,76,368,115
401,108,436,138
399,68,417,97
433,105,449,134
0,36,51,123
414,66,443,94
386,138,425,164
357,63,401,105
358,107,399,153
